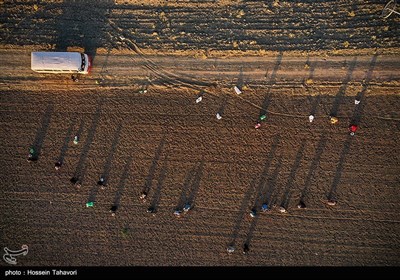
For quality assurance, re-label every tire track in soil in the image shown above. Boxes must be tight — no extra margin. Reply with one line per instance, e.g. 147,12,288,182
106,18,215,90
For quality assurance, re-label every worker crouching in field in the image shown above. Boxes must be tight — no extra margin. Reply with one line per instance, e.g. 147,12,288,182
139,191,148,202
255,114,266,129
70,177,81,189
261,203,269,212
110,205,118,216
174,203,193,217
86,201,94,207
329,115,339,124
227,245,235,254
71,75,79,82
73,135,79,145
183,203,192,212
97,176,106,189
250,208,257,218
349,124,358,136
54,161,62,170
326,199,337,206
147,206,156,216
27,147,38,162
243,243,250,255
174,209,182,217
279,206,287,213
297,200,306,209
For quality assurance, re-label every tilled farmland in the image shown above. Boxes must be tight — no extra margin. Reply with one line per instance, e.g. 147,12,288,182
0,0,399,267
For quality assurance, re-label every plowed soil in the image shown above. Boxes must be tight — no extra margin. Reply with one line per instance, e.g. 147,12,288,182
0,0,399,267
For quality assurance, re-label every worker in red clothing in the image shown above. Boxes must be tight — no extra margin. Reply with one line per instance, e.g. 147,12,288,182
349,124,358,136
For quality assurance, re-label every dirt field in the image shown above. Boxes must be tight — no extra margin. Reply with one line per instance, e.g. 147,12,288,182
0,0,400,268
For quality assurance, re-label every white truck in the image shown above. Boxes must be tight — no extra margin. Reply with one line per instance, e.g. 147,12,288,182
31,52,91,74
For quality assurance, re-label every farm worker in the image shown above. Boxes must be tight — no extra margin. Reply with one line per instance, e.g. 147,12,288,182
227,245,235,254
329,115,338,124
70,177,81,188
243,243,250,254
183,203,192,212
139,191,147,201
355,98,360,105
234,86,242,95
250,208,257,218
174,209,182,217
297,200,306,209
27,147,37,161
309,115,314,122
255,121,261,129
147,206,156,214
97,176,105,186
261,203,268,212
86,201,94,207
349,124,358,136
73,135,79,145
196,96,202,103
110,205,118,216
326,199,337,206
54,161,62,170
216,113,222,120
98,176,106,189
